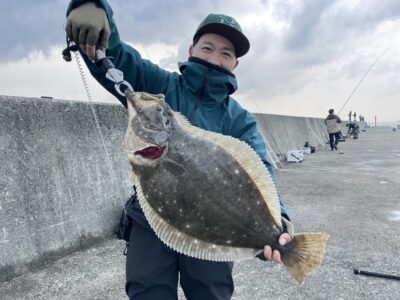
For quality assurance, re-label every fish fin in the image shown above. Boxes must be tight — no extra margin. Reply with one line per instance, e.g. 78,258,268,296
173,112,192,127
162,159,186,176
174,112,281,226
129,172,135,184
282,233,329,284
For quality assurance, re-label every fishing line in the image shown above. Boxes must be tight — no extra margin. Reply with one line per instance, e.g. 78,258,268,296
338,48,389,115
73,51,124,199
249,97,287,168
312,98,326,116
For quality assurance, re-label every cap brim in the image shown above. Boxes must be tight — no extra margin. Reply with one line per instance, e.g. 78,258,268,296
194,23,250,57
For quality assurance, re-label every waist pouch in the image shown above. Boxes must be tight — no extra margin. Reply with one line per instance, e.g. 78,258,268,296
115,187,137,242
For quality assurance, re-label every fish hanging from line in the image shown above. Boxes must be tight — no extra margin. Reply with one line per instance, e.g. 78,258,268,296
123,90,329,284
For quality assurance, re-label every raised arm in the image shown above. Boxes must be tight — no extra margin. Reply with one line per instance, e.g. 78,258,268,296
66,0,174,107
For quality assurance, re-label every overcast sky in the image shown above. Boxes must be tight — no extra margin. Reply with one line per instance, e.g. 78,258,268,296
1,0,400,123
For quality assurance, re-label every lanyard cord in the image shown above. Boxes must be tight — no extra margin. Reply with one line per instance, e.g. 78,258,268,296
72,51,125,199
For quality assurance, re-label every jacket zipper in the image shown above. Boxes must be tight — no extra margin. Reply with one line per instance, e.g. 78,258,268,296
188,67,210,121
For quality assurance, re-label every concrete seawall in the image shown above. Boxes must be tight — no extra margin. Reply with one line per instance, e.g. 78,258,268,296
0,96,132,282
0,95,349,283
254,113,330,163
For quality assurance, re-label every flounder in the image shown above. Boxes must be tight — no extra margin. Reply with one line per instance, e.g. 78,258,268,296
123,90,329,284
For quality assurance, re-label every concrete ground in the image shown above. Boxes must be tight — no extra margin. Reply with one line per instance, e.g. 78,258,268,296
1,127,399,300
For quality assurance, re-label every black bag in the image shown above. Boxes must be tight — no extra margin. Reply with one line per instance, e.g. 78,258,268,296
304,141,316,153
115,187,137,242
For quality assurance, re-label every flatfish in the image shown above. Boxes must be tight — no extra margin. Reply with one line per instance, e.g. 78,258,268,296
123,90,329,284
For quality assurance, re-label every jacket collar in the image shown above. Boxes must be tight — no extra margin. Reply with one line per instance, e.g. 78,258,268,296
326,113,338,120
178,57,238,105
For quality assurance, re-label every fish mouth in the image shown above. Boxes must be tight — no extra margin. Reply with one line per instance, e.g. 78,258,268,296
134,146,165,160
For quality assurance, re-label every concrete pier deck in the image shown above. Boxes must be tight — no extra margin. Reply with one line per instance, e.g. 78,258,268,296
1,127,399,299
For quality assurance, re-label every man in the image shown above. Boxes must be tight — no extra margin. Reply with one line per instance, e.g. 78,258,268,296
325,109,342,150
346,122,355,138
346,122,359,139
66,1,293,299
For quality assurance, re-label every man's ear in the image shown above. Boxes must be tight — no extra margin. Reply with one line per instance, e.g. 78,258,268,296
234,59,239,70
189,44,194,57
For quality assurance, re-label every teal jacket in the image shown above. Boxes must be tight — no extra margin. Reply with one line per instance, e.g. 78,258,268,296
67,0,289,220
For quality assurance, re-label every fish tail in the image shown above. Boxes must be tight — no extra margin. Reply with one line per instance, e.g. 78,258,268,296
281,233,329,284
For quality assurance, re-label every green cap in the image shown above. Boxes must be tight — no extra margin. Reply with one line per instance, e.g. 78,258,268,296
193,13,250,57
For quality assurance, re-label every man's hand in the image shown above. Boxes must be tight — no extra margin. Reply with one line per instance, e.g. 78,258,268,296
65,2,110,60
263,233,292,263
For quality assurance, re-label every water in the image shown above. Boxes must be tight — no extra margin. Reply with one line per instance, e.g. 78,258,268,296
389,211,400,221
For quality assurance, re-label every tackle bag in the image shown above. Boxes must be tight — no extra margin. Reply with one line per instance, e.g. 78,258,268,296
303,141,316,153
115,187,137,242
287,150,304,163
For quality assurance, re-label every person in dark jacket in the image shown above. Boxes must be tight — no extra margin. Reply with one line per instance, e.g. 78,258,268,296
325,109,342,150
66,1,294,299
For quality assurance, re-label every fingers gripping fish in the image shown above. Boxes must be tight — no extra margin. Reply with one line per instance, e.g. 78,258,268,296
123,90,329,284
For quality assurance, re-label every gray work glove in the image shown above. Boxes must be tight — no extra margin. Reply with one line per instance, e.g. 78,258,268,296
65,2,110,60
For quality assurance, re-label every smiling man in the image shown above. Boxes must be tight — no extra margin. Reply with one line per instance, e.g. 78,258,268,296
66,1,293,299
190,32,238,71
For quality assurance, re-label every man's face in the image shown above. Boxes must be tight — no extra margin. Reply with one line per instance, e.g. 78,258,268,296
189,33,239,72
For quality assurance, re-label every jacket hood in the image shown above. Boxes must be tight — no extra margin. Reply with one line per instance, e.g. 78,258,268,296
326,113,339,120
178,57,238,105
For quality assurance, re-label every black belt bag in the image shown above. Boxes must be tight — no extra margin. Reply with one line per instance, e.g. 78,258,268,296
115,187,137,243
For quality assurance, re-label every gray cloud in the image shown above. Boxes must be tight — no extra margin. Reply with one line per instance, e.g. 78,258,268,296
284,0,334,50
0,0,234,61
1,0,400,122
234,0,400,100
1,0,399,58
105,0,220,45
0,0,67,61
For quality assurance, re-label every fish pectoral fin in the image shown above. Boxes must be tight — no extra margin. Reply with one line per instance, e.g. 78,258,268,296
162,159,186,176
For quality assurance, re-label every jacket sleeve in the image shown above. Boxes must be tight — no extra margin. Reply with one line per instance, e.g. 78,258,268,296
234,111,290,222
67,0,174,107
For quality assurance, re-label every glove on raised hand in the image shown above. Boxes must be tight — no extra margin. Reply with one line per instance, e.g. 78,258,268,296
65,2,110,59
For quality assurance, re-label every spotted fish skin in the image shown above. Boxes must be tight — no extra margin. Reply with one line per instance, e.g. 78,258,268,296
135,123,282,249
124,91,329,285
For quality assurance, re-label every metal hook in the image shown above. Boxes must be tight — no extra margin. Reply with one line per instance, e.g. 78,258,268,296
115,81,133,96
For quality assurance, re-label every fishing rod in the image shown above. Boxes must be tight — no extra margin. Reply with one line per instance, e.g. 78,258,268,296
338,48,389,115
354,269,400,281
